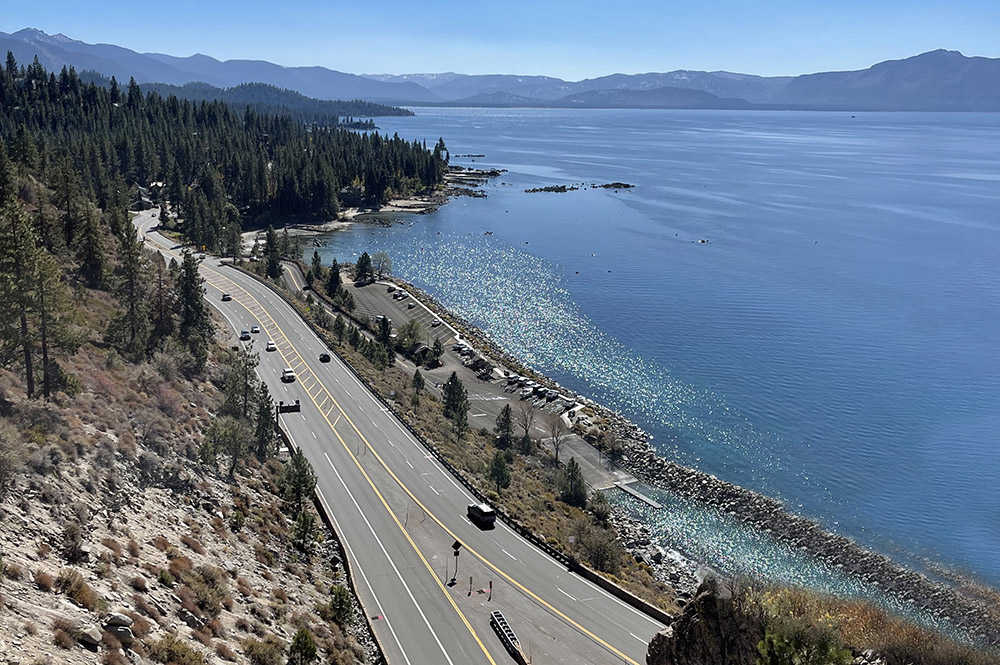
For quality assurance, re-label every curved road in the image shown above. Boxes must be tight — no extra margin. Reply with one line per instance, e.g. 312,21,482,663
136,211,664,665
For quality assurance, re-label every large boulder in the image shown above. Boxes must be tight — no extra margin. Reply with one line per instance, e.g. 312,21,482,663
104,612,134,628
647,577,763,665
76,624,103,650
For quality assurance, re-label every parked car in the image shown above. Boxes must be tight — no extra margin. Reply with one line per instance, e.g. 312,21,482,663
221,293,232,301
407,302,416,309
281,368,296,383
467,503,496,529
431,319,442,327
251,325,260,334
239,330,251,341
266,340,276,352
386,285,396,293
319,352,331,363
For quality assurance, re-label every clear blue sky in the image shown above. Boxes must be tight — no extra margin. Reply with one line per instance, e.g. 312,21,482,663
4,0,999,79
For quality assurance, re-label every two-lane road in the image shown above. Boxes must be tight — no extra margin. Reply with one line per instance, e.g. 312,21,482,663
136,211,664,665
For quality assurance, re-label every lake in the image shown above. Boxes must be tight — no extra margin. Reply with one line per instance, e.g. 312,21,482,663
310,108,1000,595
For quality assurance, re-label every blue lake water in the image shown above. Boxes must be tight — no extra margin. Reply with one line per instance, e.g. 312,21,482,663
311,108,1000,594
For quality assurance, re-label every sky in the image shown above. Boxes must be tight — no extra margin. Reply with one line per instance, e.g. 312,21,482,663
4,0,1000,79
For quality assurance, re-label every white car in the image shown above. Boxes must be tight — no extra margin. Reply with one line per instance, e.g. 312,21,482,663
431,319,442,327
281,368,296,383
251,325,261,334
265,340,276,352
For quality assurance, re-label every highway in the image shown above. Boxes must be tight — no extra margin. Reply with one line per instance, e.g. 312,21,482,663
136,210,665,665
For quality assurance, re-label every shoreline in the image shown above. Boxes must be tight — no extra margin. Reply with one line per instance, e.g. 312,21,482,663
241,165,507,246
352,248,1000,646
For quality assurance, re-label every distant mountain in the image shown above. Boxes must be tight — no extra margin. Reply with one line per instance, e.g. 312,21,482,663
553,86,751,109
6,29,1000,110
370,51,1000,110
81,75,412,121
0,28,438,103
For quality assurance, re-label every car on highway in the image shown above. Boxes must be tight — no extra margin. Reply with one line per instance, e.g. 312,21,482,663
251,325,260,334
221,293,232,301
319,352,331,363
281,368,296,383
239,330,251,341
467,503,496,529
265,340,276,352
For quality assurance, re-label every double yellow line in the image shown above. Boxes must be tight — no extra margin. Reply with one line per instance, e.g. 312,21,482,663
205,266,640,665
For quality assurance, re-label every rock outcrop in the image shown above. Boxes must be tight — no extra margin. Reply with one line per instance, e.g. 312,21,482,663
646,577,762,665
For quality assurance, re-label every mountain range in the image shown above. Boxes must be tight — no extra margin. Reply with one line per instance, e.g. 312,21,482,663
3,28,1000,110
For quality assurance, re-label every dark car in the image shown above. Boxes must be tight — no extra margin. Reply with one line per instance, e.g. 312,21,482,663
239,330,251,341
221,293,232,301
319,352,331,363
467,503,496,529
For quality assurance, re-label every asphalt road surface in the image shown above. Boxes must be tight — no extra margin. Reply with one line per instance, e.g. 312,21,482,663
136,211,664,665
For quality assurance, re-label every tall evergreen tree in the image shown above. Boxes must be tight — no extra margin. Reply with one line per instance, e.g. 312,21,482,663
0,199,39,396
355,252,372,283
264,225,281,278
326,258,341,297
176,250,211,366
254,381,275,461
442,372,468,423
495,404,514,449
107,224,150,359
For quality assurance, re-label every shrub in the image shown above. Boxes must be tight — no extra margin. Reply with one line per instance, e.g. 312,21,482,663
130,575,148,592
215,642,237,661
181,534,206,555
244,636,283,665
101,537,124,560
288,627,318,665
56,568,100,610
192,627,213,646
52,628,74,649
127,538,140,558
34,569,55,592
157,568,175,588
148,634,207,665
124,610,152,638
152,535,169,551
4,561,24,580
317,585,353,626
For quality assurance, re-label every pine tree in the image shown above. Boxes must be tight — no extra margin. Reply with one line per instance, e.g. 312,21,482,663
288,627,318,665
264,225,281,278
149,253,175,350
254,381,275,461
431,337,444,367
0,199,39,397
34,251,77,399
107,224,150,360
176,250,211,366
333,314,345,342
355,252,372,283
488,451,511,495
442,372,468,422
311,250,323,281
495,404,513,448
412,369,424,394
559,457,587,507
326,258,341,297
281,448,317,516
223,346,260,420
76,205,105,288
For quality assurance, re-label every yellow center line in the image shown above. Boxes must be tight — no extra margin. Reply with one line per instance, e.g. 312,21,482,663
209,268,499,665
206,263,638,665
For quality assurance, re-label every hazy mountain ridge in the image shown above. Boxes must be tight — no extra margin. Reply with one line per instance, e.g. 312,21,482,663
5,28,1000,109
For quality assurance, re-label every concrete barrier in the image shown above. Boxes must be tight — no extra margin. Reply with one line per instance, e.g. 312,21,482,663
274,424,390,665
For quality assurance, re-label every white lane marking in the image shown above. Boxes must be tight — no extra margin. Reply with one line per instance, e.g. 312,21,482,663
501,549,517,561
629,632,647,644
198,250,669,634
428,485,441,496
405,460,414,469
324,453,456,665
312,431,318,439
557,587,578,602
317,488,414,665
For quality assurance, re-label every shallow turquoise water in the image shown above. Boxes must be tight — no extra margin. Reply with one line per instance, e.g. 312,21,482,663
311,108,1000,593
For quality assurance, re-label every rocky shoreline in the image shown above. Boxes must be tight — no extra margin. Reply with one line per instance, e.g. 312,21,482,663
381,274,1000,647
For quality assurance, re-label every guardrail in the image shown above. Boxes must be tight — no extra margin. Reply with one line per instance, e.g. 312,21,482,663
273,422,390,665
228,261,674,629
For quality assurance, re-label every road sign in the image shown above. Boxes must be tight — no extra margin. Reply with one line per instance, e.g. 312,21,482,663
452,540,462,552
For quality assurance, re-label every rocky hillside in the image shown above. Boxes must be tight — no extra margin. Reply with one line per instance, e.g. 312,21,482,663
0,285,376,665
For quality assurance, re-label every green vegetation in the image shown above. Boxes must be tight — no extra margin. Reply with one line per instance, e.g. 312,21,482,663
1,56,446,251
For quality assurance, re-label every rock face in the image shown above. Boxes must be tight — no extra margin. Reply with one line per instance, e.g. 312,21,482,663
646,578,762,665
